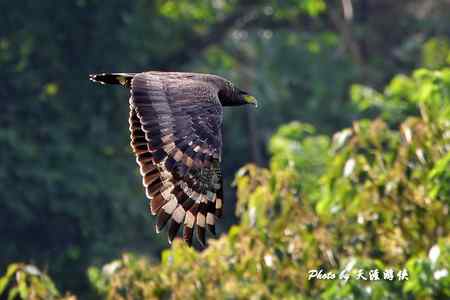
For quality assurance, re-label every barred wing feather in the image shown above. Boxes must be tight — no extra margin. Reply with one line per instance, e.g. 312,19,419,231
128,73,224,246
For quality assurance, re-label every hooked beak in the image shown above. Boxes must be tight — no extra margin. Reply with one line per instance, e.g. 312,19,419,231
243,95,258,107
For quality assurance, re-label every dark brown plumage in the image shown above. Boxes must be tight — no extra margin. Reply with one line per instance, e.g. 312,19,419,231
90,71,257,247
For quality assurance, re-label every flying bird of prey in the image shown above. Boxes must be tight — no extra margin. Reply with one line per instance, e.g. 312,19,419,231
89,71,257,246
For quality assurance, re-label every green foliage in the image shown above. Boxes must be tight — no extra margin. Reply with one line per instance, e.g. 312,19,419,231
268,0,326,18
157,0,235,22
351,68,450,125
404,241,450,298
77,68,449,299
268,122,330,202
422,37,450,69
0,264,74,300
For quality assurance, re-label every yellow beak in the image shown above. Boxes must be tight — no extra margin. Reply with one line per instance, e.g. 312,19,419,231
243,95,258,107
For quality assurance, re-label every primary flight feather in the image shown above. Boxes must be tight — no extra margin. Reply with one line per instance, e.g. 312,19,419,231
89,71,257,247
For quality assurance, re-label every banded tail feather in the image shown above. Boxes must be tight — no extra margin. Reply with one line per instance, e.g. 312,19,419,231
89,73,136,88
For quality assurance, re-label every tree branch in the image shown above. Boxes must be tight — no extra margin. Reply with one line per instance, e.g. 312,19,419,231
158,1,258,69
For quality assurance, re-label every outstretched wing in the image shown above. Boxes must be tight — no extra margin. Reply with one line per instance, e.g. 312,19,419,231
128,73,224,246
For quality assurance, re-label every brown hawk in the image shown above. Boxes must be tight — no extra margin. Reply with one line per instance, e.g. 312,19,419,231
89,71,257,246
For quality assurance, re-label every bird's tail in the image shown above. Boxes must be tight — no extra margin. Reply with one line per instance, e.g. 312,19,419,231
89,73,136,88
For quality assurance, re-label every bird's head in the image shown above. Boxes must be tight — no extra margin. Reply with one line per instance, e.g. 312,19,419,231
218,81,258,107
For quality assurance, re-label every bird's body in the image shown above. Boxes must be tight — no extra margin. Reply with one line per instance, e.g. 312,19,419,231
90,71,256,246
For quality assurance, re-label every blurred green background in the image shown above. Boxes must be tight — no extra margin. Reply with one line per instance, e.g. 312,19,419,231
0,0,449,299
